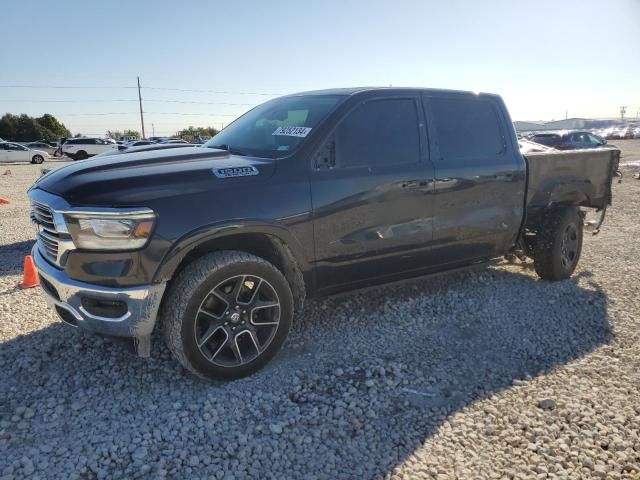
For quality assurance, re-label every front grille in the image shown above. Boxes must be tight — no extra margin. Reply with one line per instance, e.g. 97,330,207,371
30,201,61,263
31,201,56,230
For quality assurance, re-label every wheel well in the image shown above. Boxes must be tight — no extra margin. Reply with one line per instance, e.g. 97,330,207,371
170,233,306,312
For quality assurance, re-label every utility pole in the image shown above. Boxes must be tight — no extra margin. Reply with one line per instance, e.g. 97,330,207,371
137,76,146,139
152,123,155,136
620,105,626,122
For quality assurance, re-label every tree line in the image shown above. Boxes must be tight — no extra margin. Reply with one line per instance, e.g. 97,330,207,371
0,113,71,142
0,113,221,142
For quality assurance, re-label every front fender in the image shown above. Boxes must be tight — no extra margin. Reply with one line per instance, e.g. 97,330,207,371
152,219,310,283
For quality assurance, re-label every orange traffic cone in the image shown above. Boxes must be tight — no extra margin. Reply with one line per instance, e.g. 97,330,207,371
19,255,39,289
0,197,9,205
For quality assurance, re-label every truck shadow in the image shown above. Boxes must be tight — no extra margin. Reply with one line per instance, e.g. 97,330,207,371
0,240,34,276
0,266,611,479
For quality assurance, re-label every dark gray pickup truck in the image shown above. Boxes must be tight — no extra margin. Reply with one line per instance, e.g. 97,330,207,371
28,87,620,380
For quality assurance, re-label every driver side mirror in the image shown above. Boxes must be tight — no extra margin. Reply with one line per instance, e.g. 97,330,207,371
315,140,336,170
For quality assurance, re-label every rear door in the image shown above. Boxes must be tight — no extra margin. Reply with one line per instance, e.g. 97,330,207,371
423,93,526,264
82,138,97,154
310,94,435,291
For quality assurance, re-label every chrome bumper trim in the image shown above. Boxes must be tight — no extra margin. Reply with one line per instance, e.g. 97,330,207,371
32,245,166,356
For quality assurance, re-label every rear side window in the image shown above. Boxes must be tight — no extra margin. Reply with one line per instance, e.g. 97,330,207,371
428,97,504,161
335,98,420,168
531,134,561,146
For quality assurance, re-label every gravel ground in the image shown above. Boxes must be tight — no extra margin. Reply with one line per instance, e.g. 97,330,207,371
1,148,639,480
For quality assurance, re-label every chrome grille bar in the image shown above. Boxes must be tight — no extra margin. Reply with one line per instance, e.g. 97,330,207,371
30,201,61,264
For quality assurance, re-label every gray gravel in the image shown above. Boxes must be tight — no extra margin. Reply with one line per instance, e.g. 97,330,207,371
1,156,639,479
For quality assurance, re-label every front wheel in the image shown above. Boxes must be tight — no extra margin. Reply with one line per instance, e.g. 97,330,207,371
31,155,45,164
533,206,583,281
162,251,293,380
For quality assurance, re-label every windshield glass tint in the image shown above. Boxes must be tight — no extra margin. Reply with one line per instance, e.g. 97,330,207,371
204,95,343,158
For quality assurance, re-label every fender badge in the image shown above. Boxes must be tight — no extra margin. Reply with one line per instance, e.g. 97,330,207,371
213,166,259,178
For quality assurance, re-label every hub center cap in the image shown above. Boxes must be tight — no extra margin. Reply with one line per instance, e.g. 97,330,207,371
230,312,241,323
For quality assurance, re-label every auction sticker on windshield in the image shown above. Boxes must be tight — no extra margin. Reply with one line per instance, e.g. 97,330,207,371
272,126,312,138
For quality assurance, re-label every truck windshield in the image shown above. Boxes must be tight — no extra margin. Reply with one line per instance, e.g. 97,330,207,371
205,94,344,158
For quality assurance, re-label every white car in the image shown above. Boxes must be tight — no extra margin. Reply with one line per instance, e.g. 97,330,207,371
61,138,117,160
0,142,48,164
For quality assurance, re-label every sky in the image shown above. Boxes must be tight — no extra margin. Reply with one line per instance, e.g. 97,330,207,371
2,0,639,136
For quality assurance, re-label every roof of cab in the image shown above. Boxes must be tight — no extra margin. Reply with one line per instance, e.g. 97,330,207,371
286,87,501,99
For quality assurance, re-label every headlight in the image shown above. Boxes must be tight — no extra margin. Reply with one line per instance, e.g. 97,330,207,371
64,210,156,250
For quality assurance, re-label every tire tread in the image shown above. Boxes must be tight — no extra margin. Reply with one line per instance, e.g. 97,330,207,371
162,250,290,380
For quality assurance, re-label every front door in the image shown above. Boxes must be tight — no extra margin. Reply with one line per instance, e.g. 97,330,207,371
4,143,29,162
310,95,435,292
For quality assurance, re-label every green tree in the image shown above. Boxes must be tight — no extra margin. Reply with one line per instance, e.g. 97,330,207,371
106,130,123,140
179,125,219,141
106,129,140,140
0,113,71,141
36,114,71,139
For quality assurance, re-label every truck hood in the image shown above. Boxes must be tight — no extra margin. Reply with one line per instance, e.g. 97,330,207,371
33,146,276,205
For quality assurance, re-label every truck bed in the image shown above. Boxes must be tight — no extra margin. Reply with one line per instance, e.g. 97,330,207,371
525,148,620,218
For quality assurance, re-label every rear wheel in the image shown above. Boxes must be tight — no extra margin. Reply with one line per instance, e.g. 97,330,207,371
533,206,583,281
31,154,44,164
75,150,88,160
162,251,293,380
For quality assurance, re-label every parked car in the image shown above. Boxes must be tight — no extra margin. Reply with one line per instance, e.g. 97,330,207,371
28,87,620,381
158,138,189,144
1,142,48,163
125,140,156,147
25,141,57,155
61,138,117,160
527,130,609,150
618,127,636,139
94,143,194,157
518,138,556,153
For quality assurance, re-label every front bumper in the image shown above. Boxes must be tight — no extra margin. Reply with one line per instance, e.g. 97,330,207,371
32,245,166,356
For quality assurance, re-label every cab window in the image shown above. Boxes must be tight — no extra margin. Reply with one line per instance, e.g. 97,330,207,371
335,98,420,168
428,97,504,163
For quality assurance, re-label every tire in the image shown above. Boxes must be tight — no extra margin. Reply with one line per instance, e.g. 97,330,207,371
31,155,44,164
533,206,583,281
75,150,88,160
162,251,294,380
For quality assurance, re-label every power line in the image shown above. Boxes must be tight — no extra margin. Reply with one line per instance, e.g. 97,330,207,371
0,99,137,103
0,98,254,105
0,84,136,89
0,84,282,96
142,86,280,96
60,112,240,117
144,99,254,106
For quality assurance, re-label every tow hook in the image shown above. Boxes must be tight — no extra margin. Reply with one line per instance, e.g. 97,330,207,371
584,205,608,235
